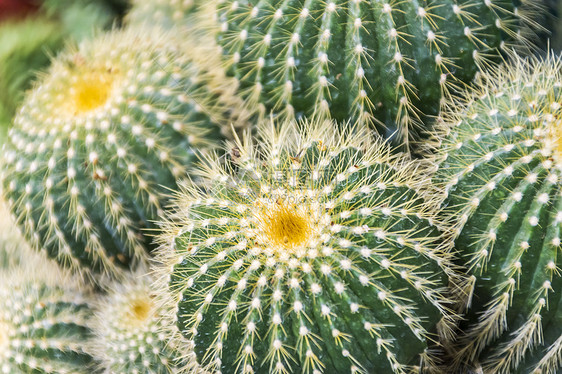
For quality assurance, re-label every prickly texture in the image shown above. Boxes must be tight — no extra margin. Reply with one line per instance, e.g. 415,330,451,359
0,27,250,279
432,55,562,374
0,256,94,373
0,17,64,135
200,0,542,149
156,119,456,374
126,0,199,29
91,270,186,374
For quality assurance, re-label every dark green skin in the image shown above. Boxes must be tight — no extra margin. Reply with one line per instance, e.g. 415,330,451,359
215,0,522,147
172,144,450,373
437,83,562,372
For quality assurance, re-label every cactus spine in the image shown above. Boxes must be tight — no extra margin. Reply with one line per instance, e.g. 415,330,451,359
0,255,94,373
0,27,250,278
432,54,562,374
156,119,456,374
198,0,541,148
90,269,189,374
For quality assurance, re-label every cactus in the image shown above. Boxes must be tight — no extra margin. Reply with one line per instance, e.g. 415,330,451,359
194,0,542,149
431,54,562,373
155,119,457,374
0,27,250,279
90,269,192,374
0,254,94,373
0,0,122,138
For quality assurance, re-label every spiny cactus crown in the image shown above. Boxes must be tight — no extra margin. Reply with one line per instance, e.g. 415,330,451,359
91,270,186,374
433,54,562,374
202,0,541,147
0,257,93,374
156,120,456,374
0,27,248,279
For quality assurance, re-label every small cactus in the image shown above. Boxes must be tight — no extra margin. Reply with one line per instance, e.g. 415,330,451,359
0,27,250,279
90,269,191,374
156,119,456,373
0,255,94,373
197,0,541,148
432,54,562,374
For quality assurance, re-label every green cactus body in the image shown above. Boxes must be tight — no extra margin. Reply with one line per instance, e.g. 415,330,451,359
0,0,123,135
0,28,249,278
91,270,187,374
198,0,540,148
156,120,456,374
433,55,562,374
0,260,93,373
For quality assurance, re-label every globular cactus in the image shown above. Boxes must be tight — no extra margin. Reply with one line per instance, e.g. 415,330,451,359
0,27,250,279
0,0,121,136
0,254,94,373
90,269,191,374
155,119,457,374
432,54,562,374
195,0,541,148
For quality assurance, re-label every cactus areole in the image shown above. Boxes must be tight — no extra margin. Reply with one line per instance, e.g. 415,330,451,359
159,120,455,374
207,0,540,148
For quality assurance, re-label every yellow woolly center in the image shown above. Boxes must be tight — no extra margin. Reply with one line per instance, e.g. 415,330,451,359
125,296,154,326
68,72,114,115
261,203,311,248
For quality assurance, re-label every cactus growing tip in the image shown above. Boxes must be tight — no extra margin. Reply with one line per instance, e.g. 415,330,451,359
69,71,114,115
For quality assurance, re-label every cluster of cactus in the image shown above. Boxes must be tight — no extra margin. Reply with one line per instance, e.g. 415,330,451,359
0,0,561,374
